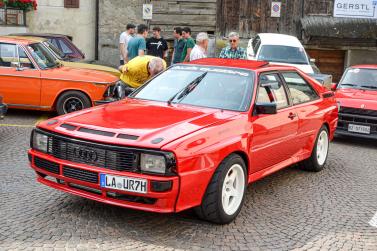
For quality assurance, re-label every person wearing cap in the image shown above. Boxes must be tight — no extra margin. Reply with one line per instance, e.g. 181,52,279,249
190,32,209,61
146,26,168,60
119,23,135,65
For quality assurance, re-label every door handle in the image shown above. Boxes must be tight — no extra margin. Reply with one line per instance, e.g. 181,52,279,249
288,113,297,120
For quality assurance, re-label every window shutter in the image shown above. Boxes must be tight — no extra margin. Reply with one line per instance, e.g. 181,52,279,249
64,0,79,8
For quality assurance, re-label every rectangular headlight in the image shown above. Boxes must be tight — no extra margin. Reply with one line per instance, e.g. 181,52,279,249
32,131,48,153
140,153,166,174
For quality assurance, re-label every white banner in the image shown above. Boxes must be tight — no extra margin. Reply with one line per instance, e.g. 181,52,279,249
334,0,377,19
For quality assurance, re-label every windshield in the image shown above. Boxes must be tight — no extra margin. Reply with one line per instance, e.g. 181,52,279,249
339,68,377,90
43,41,65,60
258,45,308,64
27,43,59,69
131,66,254,111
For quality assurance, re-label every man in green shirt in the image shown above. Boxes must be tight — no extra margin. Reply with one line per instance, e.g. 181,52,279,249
181,27,195,62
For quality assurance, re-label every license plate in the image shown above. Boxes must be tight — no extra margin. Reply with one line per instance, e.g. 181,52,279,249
100,174,147,194
348,124,370,134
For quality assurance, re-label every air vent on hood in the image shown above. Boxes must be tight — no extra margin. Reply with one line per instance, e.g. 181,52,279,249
78,127,116,137
60,123,77,131
117,134,139,140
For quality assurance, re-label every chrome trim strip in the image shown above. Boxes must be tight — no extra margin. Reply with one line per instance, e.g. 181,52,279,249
7,103,50,109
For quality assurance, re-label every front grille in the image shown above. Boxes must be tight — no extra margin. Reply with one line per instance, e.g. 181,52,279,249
338,106,377,134
49,136,137,171
340,107,377,117
63,166,98,184
34,157,60,174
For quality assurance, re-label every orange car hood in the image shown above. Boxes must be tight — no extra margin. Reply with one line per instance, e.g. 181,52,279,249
41,66,119,84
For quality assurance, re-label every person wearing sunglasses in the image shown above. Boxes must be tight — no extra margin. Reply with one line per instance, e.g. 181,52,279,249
219,32,247,59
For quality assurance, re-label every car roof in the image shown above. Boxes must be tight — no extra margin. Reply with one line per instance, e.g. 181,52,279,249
0,36,37,45
5,35,46,43
9,33,72,40
186,58,270,71
350,65,377,69
257,33,303,47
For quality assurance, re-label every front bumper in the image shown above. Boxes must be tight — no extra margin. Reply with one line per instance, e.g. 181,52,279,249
0,103,7,119
28,149,179,213
94,98,118,106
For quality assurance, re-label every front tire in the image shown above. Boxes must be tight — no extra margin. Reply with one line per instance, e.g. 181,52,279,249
195,154,247,224
56,91,91,115
300,125,329,172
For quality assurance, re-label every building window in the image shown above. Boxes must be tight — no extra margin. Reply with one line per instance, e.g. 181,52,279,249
64,0,80,8
0,8,26,26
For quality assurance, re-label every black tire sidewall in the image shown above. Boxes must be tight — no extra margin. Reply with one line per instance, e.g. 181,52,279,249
56,91,91,115
216,155,247,223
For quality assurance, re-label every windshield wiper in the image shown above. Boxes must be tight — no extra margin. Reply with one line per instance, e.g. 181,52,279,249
167,72,208,105
360,85,377,89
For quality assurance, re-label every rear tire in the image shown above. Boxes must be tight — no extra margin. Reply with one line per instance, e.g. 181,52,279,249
56,91,91,115
195,154,247,224
300,125,329,172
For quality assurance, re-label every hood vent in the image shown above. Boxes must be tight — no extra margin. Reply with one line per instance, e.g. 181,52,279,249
117,134,139,140
60,123,77,131
78,127,116,137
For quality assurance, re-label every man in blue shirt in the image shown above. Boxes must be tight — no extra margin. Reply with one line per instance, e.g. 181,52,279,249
127,24,149,61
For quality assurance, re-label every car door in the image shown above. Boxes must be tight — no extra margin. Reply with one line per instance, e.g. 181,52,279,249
0,43,41,107
250,72,299,172
280,71,322,152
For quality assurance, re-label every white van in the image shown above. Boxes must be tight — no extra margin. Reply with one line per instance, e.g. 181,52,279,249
247,33,315,74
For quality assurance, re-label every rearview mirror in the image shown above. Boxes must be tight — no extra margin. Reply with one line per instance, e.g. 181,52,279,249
254,102,277,115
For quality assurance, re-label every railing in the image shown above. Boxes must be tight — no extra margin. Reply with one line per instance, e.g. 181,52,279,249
0,7,26,26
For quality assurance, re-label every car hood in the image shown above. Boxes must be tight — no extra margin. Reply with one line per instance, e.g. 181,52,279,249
41,66,119,84
336,88,377,110
38,99,239,149
62,61,121,78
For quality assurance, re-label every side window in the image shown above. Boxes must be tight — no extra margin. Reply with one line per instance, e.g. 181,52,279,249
58,39,73,54
257,73,289,110
18,47,35,69
0,43,17,67
50,39,59,49
282,72,319,105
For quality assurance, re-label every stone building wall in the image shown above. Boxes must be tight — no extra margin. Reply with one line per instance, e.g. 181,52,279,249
26,0,96,61
98,0,145,67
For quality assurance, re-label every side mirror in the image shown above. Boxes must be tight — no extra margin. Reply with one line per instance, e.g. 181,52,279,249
254,102,277,115
10,62,21,68
330,83,337,91
310,58,316,63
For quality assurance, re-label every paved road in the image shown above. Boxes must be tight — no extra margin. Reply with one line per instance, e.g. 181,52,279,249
1,110,377,251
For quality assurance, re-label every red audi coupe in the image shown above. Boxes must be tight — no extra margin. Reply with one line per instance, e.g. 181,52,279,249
28,59,338,224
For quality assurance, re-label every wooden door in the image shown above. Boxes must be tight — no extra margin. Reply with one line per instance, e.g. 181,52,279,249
306,49,345,82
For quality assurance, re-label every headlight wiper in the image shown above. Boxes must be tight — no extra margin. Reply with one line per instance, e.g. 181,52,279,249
167,72,208,105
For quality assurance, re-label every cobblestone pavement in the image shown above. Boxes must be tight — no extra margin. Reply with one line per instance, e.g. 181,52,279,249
1,110,377,251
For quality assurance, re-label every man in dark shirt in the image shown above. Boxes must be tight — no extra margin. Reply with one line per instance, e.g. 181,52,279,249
146,27,168,60
171,27,185,64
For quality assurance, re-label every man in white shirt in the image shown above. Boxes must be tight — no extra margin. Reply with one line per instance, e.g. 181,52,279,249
190,32,209,61
119,23,135,65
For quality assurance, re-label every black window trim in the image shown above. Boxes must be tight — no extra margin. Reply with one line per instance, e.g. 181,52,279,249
255,71,292,111
279,70,320,106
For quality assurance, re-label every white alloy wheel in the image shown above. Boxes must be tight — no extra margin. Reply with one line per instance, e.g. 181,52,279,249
316,130,329,166
221,163,245,216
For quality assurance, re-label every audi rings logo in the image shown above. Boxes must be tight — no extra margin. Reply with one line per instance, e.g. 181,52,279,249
73,147,98,162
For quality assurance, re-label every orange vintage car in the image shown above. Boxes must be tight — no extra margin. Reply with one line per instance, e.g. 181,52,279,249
0,37,122,115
